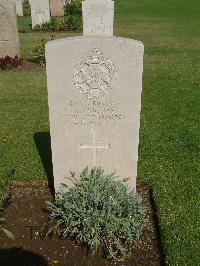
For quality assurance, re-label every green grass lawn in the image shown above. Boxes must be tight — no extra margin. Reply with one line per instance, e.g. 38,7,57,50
1,0,200,265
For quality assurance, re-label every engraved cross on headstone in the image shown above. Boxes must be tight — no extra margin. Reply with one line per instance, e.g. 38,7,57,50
79,129,111,167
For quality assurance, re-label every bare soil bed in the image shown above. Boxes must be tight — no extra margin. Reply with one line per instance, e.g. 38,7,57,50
0,182,165,266
0,60,43,72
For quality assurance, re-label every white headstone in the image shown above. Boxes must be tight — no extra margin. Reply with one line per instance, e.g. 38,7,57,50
46,0,144,193
50,0,64,17
13,0,23,16
46,36,144,193
30,0,50,28
82,0,114,36
0,0,20,58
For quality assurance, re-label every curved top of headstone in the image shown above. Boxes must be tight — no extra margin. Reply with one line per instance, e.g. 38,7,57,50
46,36,144,49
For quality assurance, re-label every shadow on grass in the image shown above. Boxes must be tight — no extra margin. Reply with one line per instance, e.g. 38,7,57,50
149,187,166,266
0,247,48,266
34,132,54,196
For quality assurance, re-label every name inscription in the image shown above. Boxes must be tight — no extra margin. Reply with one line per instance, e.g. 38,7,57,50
66,99,123,126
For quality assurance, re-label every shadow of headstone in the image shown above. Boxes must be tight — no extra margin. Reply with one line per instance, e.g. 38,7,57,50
34,132,54,195
0,247,48,266
149,187,166,266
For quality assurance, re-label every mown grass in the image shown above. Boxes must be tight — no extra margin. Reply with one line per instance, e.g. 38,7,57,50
0,73,48,181
0,0,199,265
114,1,200,265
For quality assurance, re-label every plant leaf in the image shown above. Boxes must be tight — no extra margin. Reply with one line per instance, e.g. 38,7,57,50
2,228,15,240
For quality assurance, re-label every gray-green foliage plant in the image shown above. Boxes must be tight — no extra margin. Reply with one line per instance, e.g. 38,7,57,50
0,209,15,240
47,168,145,261
0,180,14,240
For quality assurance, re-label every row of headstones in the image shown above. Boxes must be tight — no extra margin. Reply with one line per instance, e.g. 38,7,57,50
0,0,65,58
0,0,113,59
30,0,66,28
12,0,65,25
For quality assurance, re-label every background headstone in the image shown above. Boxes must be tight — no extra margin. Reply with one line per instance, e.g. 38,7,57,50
82,0,114,36
30,0,50,28
50,0,64,17
46,37,144,193
0,0,20,58
13,0,23,16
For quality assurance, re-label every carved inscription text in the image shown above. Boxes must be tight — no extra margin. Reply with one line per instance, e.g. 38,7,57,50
66,99,122,126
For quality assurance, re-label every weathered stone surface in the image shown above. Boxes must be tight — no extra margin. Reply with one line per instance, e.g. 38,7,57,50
46,36,144,193
0,0,20,58
82,0,114,36
50,0,64,17
13,0,23,16
30,0,50,28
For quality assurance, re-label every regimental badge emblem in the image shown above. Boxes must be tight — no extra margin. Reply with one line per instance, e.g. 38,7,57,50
73,48,117,99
